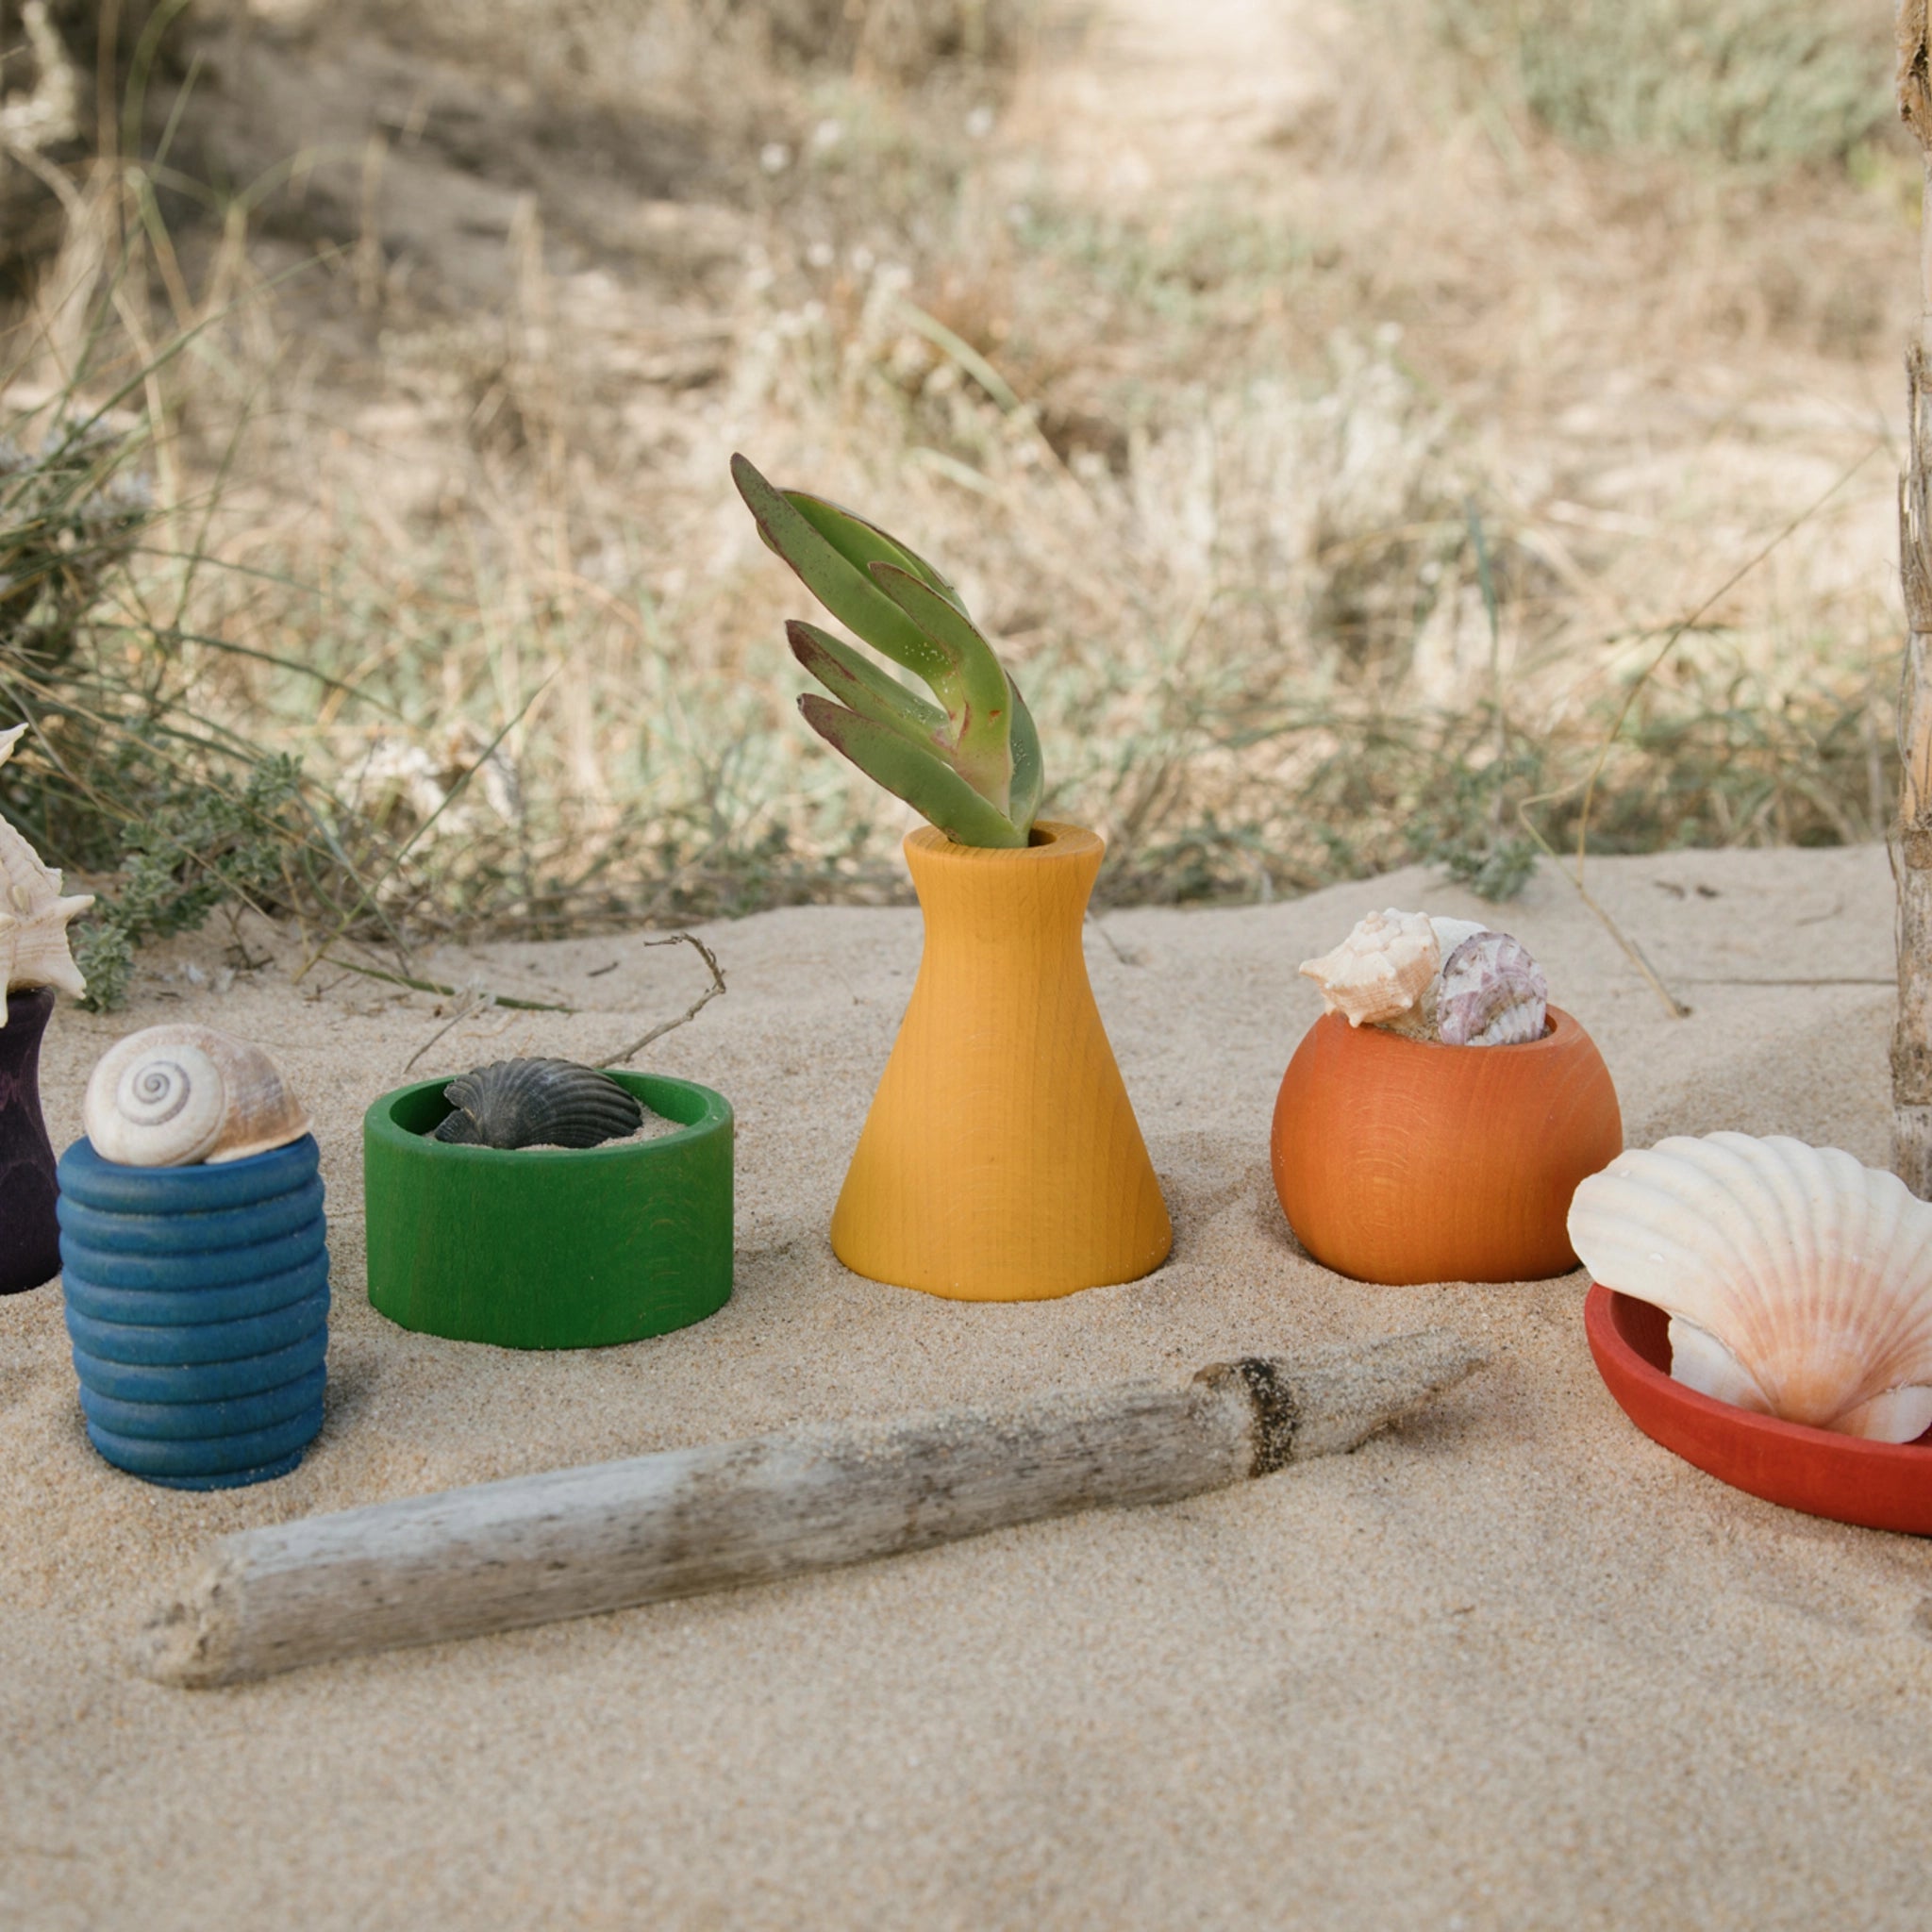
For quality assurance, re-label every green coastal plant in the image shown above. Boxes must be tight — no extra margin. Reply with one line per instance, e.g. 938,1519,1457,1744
71,753,308,1011
730,453,1041,848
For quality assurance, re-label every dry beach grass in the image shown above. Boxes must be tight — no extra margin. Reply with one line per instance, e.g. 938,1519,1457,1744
0,0,1917,952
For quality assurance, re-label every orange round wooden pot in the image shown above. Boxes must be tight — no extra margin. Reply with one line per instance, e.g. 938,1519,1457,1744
1270,1007,1623,1285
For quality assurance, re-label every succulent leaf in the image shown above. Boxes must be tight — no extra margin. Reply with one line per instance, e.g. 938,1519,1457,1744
785,492,966,612
730,455,952,690
867,562,1013,811
798,695,1027,848
786,621,947,746
1007,672,1044,833
733,451,1048,847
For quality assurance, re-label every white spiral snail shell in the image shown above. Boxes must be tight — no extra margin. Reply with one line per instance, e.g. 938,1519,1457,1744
83,1024,311,1168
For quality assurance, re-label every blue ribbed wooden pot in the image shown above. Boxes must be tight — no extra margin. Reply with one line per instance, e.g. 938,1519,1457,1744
56,1135,330,1490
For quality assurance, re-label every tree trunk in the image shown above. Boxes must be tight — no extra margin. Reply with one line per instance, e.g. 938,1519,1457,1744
1895,3,1932,1195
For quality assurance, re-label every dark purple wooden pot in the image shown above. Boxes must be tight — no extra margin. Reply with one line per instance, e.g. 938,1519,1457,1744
0,987,62,1294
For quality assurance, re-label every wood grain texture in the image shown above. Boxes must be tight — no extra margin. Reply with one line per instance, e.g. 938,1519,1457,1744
135,1327,1485,1687
363,1072,733,1348
1271,1008,1624,1285
1897,3,1932,1195
1893,329,1932,1191
830,822,1172,1298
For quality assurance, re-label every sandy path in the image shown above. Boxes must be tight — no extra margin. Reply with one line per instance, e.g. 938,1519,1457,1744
3,843,1927,1928
1015,0,1347,195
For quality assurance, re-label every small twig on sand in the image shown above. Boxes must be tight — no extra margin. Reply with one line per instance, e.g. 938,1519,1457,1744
1084,909,1141,967
322,955,575,1014
401,991,491,1076
1509,806,1694,1020
594,933,726,1068
1517,442,1881,1021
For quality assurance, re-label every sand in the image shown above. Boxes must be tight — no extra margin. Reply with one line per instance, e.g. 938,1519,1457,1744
1,842,1924,1930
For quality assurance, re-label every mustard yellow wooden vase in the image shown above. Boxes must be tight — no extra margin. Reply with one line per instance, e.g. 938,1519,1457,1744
831,821,1172,1299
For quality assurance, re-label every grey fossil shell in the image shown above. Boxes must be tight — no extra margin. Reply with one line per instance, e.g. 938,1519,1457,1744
1436,931,1548,1046
431,1058,643,1149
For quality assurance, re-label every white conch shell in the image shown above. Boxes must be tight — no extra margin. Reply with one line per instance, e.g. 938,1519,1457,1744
1568,1133,1932,1442
0,724,93,1022
84,1024,311,1168
1299,909,1441,1028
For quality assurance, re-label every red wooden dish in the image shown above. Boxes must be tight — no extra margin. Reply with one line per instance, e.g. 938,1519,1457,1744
1584,1283,1932,1535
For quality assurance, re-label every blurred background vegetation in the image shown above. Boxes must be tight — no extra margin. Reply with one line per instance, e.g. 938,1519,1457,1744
0,0,1912,996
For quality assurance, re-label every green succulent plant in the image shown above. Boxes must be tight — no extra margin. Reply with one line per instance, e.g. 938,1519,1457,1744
731,453,1042,848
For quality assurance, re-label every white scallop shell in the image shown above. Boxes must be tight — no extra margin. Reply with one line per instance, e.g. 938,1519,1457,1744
1567,1133,1932,1441
84,1024,311,1168
0,724,92,1018
1299,909,1441,1028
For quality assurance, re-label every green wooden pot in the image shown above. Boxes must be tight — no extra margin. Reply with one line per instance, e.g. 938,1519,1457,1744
363,1073,733,1349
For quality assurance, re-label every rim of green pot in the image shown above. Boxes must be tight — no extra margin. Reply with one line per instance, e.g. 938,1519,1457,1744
363,1070,732,1159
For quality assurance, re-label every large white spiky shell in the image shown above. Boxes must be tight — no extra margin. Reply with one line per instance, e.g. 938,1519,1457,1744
84,1024,311,1168
1568,1133,1932,1442
1299,909,1441,1028
0,724,93,1020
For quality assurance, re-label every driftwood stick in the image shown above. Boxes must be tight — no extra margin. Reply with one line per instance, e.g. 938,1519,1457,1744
1896,1,1932,1194
137,1328,1484,1688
